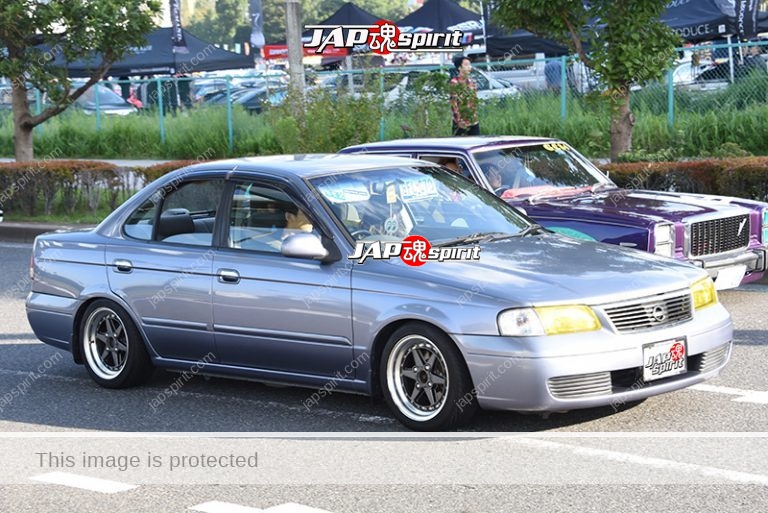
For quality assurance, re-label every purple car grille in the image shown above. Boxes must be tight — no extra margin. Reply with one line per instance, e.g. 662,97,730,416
602,292,692,333
689,215,750,257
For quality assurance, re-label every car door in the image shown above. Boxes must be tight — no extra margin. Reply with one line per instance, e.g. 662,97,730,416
107,179,225,362
211,179,354,379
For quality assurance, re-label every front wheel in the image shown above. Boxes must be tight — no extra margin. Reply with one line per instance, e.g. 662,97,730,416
80,300,153,388
380,323,477,431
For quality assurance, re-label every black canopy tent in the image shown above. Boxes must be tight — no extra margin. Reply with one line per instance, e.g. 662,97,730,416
56,28,253,78
661,0,761,42
484,28,569,57
395,0,485,43
300,1,379,44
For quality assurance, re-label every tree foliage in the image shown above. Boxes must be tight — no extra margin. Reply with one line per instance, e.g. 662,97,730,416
0,0,161,160
495,0,680,160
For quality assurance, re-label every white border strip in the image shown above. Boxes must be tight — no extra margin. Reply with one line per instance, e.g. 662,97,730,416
30,471,137,493
2,432,767,438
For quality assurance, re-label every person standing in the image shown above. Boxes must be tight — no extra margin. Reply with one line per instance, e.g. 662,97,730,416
449,56,479,136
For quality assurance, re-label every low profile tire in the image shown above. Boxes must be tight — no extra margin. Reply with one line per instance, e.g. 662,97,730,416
80,300,153,388
380,323,477,431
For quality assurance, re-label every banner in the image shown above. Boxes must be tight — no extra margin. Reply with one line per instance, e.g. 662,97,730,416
170,0,189,54
250,0,266,50
734,0,759,38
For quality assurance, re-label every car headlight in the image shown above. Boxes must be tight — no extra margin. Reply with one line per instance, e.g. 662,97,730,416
653,223,675,258
498,306,601,336
690,276,717,310
761,207,768,246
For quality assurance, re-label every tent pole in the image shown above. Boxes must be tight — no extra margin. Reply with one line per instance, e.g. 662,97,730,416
727,35,735,84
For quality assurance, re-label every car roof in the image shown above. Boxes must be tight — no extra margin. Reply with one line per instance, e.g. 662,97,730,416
184,153,432,179
343,136,556,152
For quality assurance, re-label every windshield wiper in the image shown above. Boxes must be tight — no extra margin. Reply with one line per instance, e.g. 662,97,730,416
434,232,509,247
512,223,546,238
526,186,583,204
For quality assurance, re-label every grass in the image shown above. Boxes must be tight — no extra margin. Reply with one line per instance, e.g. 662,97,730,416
1,85,767,161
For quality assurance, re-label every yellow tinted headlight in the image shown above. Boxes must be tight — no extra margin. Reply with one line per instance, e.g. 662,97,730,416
691,276,717,310
533,305,601,335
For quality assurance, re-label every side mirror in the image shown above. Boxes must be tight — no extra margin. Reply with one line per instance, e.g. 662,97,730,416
281,232,332,261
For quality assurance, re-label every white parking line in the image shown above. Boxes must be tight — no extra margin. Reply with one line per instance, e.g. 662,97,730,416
30,471,137,493
189,503,335,513
265,503,334,513
189,501,264,513
513,438,768,486
690,384,768,404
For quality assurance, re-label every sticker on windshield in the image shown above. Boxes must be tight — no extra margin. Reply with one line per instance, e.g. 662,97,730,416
318,181,371,203
542,142,569,152
399,177,438,203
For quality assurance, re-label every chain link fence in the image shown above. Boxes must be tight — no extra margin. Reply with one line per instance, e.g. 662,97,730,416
1,40,766,158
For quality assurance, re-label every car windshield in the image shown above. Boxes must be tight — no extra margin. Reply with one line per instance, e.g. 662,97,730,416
471,143,616,200
309,165,530,244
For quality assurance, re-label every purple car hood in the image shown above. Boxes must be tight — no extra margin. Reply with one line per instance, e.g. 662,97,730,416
514,189,749,225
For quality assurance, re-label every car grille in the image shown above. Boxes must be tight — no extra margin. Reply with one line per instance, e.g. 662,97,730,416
694,343,731,373
548,372,612,399
602,291,692,333
689,215,750,257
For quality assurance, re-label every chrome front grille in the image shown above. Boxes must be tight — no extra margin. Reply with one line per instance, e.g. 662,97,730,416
696,343,731,373
689,215,750,257
548,372,612,399
602,291,692,333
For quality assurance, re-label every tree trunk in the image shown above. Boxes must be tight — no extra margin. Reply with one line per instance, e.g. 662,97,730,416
11,85,34,162
609,89,634,162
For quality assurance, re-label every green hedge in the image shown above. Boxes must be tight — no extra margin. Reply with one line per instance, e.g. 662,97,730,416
600,157,768,201
0,160,123,216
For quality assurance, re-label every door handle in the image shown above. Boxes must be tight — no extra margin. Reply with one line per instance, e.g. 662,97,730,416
217,269,240,284
113,259,133,273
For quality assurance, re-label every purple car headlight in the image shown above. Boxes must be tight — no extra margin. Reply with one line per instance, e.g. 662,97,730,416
653,223,675,258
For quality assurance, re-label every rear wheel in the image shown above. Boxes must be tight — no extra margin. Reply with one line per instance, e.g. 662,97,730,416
80,300,153,388
380,323,477,431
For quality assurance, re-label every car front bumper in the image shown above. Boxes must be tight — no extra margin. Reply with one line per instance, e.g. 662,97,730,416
454,303,733,412
692,247,766,286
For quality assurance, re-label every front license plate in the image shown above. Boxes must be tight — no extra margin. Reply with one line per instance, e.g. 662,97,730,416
643,338,687,382
714,264,746,290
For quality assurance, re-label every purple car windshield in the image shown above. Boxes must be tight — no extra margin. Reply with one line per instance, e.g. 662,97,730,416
471,144,614,200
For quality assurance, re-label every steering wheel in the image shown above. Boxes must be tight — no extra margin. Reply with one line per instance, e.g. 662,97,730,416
494,186,510,196
350,228,372,240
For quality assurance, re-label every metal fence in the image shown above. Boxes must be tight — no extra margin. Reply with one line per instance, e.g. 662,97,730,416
2,40,767,153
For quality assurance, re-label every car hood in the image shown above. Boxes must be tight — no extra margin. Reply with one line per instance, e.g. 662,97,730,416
364,233,705,306
517,188,750,225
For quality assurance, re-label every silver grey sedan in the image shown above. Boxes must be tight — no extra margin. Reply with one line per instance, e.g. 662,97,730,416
26,155,732,430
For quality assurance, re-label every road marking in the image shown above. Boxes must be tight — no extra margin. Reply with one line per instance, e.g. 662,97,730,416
266,503,334,513
30,471,137,493
690,384,768,404
189,503,334,513
189,502,263,513
513,438,768,486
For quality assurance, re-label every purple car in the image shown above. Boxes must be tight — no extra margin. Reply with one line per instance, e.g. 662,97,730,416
341,137,768,290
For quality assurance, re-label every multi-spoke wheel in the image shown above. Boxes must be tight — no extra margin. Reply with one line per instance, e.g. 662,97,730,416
81,300,153,388
381,323,477,430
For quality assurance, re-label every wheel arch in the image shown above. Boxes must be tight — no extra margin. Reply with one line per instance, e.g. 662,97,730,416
368,318,473,398
72,295,154,365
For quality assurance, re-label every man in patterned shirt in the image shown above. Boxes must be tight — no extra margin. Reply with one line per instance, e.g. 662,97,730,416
449,56,480,136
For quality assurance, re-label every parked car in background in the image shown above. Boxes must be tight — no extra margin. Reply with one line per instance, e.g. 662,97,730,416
26,154,733,430
341,137,768,290
2,82,137,115
384,68,521,106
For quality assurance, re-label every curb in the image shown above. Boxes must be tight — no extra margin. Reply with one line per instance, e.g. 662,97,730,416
0,222,95,244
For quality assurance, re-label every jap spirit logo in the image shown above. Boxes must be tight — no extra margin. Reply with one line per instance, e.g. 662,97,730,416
646,341,686,377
